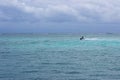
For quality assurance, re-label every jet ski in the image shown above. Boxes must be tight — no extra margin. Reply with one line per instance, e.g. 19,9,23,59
80,36,84,40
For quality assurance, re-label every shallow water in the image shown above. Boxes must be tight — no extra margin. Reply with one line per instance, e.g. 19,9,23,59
0,34,120,80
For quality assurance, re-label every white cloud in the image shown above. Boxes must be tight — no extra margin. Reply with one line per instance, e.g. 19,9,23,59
0,0,120,23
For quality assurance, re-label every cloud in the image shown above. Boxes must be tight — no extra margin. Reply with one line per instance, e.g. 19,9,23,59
0,0,120,23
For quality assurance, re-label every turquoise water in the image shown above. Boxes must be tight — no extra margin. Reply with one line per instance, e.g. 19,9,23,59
0,34,120,80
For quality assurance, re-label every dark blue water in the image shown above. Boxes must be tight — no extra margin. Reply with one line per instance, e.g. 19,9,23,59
0,34,120,80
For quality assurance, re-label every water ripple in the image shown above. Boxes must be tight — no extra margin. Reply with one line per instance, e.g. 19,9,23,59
64,71,81,74
22,70,39,73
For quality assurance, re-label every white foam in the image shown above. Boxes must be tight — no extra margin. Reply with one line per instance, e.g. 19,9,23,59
85,38,100,41
85,37,120,41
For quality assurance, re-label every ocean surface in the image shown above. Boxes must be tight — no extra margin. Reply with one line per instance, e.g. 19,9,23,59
0,34,120,80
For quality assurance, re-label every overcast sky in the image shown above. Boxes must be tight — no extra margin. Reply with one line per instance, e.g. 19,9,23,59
0,0,120,33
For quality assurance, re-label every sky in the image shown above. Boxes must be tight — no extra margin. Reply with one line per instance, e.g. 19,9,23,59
0,0,120,33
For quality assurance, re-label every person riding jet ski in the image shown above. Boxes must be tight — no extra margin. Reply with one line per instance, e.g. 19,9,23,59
80,36,84,40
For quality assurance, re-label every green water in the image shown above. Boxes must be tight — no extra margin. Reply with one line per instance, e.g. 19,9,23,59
0,34,120,80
